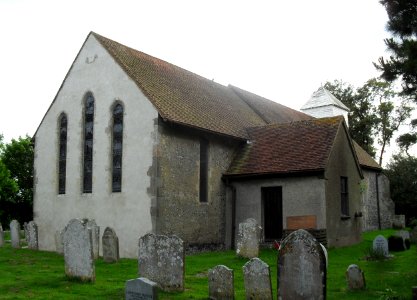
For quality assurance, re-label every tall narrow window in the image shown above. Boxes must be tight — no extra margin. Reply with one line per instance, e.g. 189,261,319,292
83,92,94,193
199,137,208,202
58,113,67,194
112,103,123,192
341,176,349,216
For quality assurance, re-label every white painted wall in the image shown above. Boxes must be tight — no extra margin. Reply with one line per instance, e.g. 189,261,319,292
33,35,159,258
301,105,349,127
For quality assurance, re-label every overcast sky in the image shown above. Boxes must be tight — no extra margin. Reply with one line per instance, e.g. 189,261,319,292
0,0,413,163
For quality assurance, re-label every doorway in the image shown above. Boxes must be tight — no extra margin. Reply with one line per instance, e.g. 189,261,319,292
262,186,283,240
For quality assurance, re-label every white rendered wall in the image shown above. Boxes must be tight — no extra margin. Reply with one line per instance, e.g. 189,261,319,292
301,106,349,127
33,35,158,258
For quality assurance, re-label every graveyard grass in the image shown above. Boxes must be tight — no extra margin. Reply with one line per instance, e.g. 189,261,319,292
0,229,416,299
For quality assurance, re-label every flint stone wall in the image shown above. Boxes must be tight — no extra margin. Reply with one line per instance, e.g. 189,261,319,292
236,218,261,259
243,258,272,300
208,265,234,300
10,220,21,249
63,219,95,281
278,229,326,300
138,233,184,292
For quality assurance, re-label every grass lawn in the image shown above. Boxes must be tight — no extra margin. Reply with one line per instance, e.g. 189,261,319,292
0,229,416,299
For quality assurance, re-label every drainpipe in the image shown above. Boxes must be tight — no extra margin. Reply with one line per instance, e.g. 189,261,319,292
376,173,381,230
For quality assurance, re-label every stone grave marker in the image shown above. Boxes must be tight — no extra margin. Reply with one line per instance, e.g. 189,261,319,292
55,230,64,254
102,227,119,263
208,265,234,300
86,219,100,259
243,257,273,300
410,227,417,244
10,220,21,249
278,229,326,300
373,235,389,257
346,264,365,290
0,224,4,247
125,277,158,300
26,221,38,250
395,230,411,249
392,214,405,229
138,233,184,292
23,222,29,243
236,218,262,259
320,243,328,268
63,218,95,282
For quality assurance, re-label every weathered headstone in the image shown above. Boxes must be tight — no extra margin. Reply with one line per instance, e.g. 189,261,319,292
395,230,411,249
373,235,389,257
410,227,417,245
243,257,272,300
392,214,405,229
208,265,234,300
0,224,4,247
138,233,184,292
26,221,39,250
126,277,158,300
55,230,64,255
10,220,21,249
236,218,262,259
278,229,326,300
346,264,366,290
102,227,119,263
86,219,100,259
23,222,29,243
320,243,328,268
63,218,95,282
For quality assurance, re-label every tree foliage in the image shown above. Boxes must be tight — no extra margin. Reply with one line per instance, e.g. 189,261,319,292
385,154,417,224
0,135,34,225
375,0,417,101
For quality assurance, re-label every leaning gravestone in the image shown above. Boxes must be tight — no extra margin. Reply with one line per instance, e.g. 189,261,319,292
102,227,119,263
138,233,184,292
63,219,95,282
125,277,158,300
346,264,366,290
373,235,389,257
26,221,38,250
243,257,273,300
236,218,262,259
208,265,234,300
10,220,21,249
86,219,100,259
278,229,326,300
55,230,64,255
0,224,4,247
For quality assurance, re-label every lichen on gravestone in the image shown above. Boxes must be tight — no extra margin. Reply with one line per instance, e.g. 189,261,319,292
208,265,234,300
236,218,262,259
243,257,272,300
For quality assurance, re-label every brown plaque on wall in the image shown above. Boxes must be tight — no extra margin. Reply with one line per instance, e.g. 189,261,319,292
286,215,317,230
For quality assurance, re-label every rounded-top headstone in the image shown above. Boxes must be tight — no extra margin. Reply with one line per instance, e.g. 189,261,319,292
208,265,234,300
346,264,365,290
372,235,389,257
236,218,262,259
102,227,119,263
243,257,273,300
10,220,21,249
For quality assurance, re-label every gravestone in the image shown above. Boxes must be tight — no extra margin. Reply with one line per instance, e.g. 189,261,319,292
102,227,119,263
410,227,417,244
320,243,328,268
346,264,365,290
125,277,158,300
26,221,38,250
395,230,410,249
138,233,184,292
0,224,4,247
55,230,64,254
63,218,95,282
236,218,262,259
10,220,21,249
23,222,29,243
86,219,100,259
392,215,405,229
243,257,273,300
373,235,389,257
208,265,234,300
278,229,326,300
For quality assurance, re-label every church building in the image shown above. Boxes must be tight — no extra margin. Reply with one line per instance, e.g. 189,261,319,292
33,32,387,258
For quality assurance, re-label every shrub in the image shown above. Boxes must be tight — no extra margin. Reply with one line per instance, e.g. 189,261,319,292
388,236,405,251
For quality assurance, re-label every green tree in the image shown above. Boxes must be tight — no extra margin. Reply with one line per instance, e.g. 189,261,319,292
0,136,34,224
375,0,417,101
385,154,417,224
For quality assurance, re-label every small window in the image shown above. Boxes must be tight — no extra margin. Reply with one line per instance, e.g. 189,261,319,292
112,103,123,192
58,113,67,194
199,137,208,203
341,176,349,216
83,92,94,193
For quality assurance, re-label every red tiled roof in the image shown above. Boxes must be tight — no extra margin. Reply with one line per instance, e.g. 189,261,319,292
353,141,382,170
92,32,309,139
226,117,343,176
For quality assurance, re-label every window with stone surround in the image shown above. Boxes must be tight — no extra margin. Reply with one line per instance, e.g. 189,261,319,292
341,176,349,216
199,137,208,202
58,113,67,194
112,103,123,192
83,92,94,193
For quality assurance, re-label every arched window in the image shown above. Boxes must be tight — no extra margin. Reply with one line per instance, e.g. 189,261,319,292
58,113,67,194
112,103,123,192
83,92,94,193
